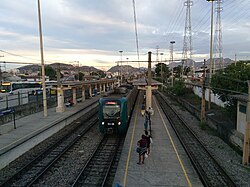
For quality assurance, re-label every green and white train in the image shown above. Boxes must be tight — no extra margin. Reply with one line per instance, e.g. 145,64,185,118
98,85,138,134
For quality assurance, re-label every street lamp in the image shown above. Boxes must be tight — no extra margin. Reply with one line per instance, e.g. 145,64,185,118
207,0,215,110
126,57,129,76
37,0,47,117
75,61,80,81
160,53,164,85
170,41,175,87
119,50,123,84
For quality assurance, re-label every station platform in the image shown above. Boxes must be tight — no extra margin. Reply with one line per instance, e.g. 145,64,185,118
0,96,100,169
113,93,203,187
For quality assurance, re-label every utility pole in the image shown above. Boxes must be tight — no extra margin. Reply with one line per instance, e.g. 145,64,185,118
146,51,152,111
119,50,123,85
182,0,193,79
37,0,47,117
126,57,129,76
170,41,175,87
208,0,215,110
235,54,237,66
77,61,80,81
156,46,159,63
242,80,250,165
160,53,164,90
201,59,206,123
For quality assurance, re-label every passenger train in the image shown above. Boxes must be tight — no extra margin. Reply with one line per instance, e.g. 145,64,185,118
98,84,138,134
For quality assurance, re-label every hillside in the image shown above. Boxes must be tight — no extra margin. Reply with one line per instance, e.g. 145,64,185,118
18,63,101,73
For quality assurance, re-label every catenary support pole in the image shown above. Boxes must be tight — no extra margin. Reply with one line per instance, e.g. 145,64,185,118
242,80,250,165
37,0,47,117
201,59,206,123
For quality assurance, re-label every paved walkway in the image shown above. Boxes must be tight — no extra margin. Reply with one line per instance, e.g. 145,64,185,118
0,96,100,169
113,93,203,187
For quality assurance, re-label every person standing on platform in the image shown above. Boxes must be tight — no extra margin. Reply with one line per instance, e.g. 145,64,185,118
144,110,149,131
144,130,152,155
136,135,147,165
141,102,145,116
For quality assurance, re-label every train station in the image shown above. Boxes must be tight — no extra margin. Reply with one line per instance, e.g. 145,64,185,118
0,68,249,186
1,0,250,186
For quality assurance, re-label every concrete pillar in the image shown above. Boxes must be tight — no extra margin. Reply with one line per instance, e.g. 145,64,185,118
81,86,85,102
72,87,77,104
95,84,98,93
56,87,65,113
146,51,153,114
103,83,106,92
89,85,92,97
99,83,102,93
146,86,152,111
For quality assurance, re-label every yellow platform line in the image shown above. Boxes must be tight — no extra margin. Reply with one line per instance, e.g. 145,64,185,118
154,97,192,187
123,103,139,187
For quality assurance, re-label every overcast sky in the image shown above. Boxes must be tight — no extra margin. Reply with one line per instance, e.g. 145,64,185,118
0,0,249,70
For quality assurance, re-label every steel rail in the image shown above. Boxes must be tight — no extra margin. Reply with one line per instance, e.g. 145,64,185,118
155,91,236,187
1,103,98,187
72,135,123,187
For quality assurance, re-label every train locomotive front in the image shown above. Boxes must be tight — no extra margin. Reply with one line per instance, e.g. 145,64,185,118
98,86,138,134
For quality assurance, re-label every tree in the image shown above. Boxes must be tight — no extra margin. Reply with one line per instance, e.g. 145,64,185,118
211,61,250,99
211,61,250,120
79,72,84,81
45,66,56,80
155,63,170,83
173,65,182,78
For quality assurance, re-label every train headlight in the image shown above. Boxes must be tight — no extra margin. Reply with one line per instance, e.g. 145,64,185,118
102,122,105,125
118,122,121,126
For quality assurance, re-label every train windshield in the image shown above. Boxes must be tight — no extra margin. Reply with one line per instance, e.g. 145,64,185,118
103,101,121,119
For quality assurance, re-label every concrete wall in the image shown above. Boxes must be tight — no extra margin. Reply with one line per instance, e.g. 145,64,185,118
168,93,244,151
237,101,247,135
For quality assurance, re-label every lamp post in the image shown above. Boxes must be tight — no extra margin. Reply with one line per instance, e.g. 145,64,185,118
119,50,123,85
75,61,80,81
126,57,129,76
170,41,175,87
207,0,215,110
37,0,47,117
160,53,164,85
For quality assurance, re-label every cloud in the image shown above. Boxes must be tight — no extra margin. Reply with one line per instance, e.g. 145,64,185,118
1,0,250,70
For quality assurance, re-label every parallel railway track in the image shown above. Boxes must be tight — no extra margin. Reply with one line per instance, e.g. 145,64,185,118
155,91,237,187
1,106,99,187
72,135,125,187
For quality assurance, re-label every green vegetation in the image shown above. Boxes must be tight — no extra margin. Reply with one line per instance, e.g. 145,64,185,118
199,121,206,130
45,66,56,80
155,63,170,83
211,61,250,98
211,61,250,120
168,80,193,96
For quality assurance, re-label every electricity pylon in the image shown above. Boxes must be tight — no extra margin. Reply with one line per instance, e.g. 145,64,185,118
214,0,223,71
182,0,193,78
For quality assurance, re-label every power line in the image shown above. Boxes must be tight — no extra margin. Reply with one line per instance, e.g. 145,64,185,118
132,0,140,68
0,49,41,62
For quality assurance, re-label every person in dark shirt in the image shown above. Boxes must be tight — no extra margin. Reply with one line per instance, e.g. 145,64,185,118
137,134,147,165
144,131,152,155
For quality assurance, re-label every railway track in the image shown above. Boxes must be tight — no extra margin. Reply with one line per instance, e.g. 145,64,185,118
72,135,125,187
1,107,99,187
155,91,237,187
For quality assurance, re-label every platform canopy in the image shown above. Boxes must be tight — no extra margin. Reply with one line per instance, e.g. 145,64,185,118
132,78,162,90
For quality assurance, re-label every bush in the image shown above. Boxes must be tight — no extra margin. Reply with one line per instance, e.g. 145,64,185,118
169,80,187,96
